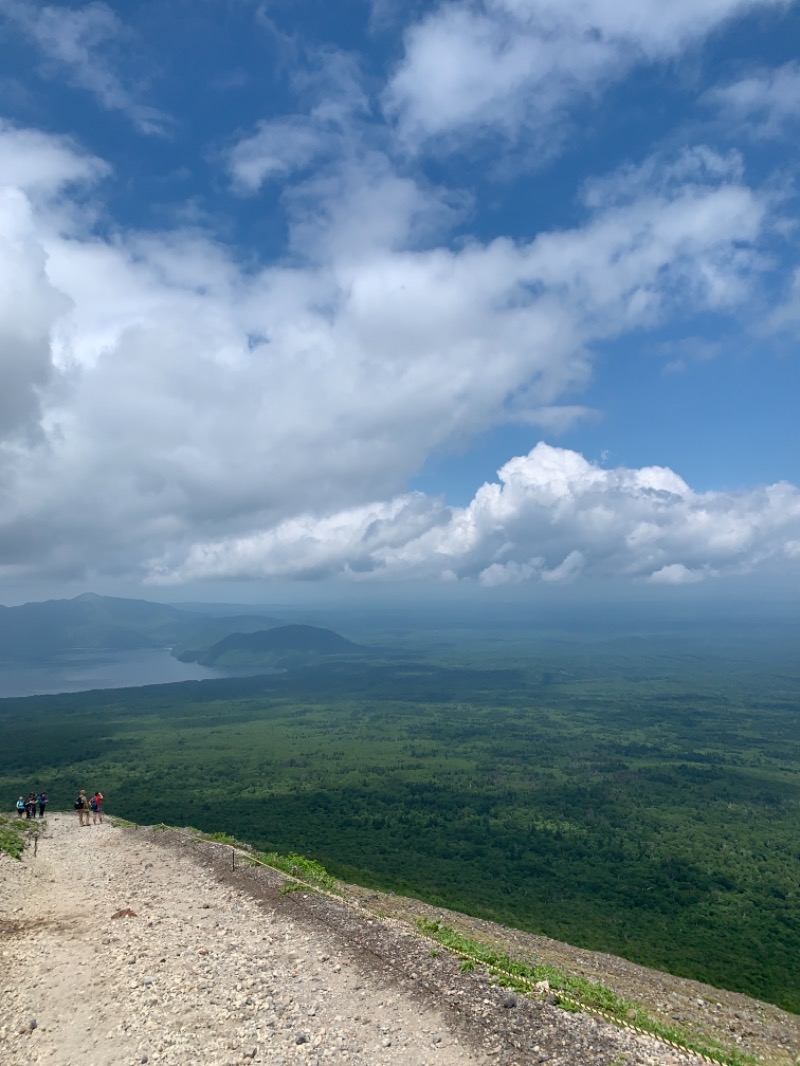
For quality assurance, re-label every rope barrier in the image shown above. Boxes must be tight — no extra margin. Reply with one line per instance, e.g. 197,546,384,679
153,827,732,1066
20,821,741,1065
411,933,732,1066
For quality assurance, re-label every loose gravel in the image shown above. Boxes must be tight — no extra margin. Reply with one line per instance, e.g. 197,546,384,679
0,815,795,1066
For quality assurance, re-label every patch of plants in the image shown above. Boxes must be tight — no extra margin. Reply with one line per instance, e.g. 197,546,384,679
253,850,338,893
415,920,755,1066
0,814,39,860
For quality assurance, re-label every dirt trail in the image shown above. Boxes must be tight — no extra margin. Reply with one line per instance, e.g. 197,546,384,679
0,815,793,1066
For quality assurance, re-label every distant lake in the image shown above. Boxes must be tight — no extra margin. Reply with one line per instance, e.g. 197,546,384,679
0,648,276,699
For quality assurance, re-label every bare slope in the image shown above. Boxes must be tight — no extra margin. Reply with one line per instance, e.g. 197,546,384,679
1,815,797,1066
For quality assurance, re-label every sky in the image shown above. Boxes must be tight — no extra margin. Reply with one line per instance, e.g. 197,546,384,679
0,0,799,606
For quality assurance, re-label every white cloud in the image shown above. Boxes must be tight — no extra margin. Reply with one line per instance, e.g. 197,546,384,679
0,119,108,195
0,187,68,441
228,119,333,193
227,48,370,193
0,123,106,443
0,0,167,134
152,444,800,586
0,121,785,586
385,0,791,150
648,563,708,584
511,405,599,433
705,61,800,138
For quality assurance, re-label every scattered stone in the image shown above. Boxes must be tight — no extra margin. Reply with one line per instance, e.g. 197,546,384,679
2,811,797,1066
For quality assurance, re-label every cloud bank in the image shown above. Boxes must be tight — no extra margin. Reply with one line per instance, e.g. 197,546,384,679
0,0,798,596
151,443,800,587
0,113,788,587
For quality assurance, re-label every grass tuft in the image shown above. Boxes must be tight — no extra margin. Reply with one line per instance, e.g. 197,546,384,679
254,850,338,893
415,920,755,1066
0,814,40,860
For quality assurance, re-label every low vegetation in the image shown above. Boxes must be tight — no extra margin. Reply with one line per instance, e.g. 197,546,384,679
416,920,756,1066
0,812,39,859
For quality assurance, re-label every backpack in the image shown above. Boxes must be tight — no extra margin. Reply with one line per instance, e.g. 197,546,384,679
16,799,25,810
90,797,98,811
74,796,82,810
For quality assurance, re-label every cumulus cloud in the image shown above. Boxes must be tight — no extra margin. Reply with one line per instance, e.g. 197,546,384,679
0,119,108,195
385,0,791,150
0,120,787,587
0,0,167,134
0,188,69,440
0,123,106,443
151,444,800,586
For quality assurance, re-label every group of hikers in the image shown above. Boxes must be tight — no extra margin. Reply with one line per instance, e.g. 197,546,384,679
13,789,104,825
15,792,47,818
75,789,104,826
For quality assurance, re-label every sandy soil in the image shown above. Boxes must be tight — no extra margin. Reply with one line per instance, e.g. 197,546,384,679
0,815,796,1066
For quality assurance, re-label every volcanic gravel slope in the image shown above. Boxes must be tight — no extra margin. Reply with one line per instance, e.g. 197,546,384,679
0,814,796,1066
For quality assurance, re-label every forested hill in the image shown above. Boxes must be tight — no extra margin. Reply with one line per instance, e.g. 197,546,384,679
192,624,371,667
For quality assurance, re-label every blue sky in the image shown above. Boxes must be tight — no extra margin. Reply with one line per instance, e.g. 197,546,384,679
0,0,799,603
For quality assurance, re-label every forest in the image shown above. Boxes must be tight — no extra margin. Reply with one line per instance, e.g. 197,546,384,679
1,625,798,1013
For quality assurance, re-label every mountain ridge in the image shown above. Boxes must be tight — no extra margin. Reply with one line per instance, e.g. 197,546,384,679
0,593,282,662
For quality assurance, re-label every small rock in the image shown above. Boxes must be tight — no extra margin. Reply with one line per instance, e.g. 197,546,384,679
295,1033,309,1045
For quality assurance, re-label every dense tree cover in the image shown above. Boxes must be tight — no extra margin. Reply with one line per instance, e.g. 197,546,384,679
1,640,798,1012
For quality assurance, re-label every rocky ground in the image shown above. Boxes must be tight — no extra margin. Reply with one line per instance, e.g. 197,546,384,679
0,814,797,1066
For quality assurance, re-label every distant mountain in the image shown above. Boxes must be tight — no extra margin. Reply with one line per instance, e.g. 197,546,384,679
192,624,371,668
0,593,280,663
171,615,283,662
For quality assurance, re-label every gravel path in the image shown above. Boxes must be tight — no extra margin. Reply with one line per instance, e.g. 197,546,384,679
0,815,790,1066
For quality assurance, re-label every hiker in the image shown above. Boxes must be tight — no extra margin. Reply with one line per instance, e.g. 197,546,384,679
16,796,25,817
76,789,91,826
25,793,37,819
37,791,48,818
91,791,104,824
